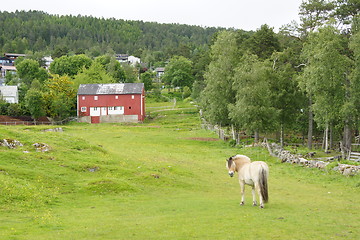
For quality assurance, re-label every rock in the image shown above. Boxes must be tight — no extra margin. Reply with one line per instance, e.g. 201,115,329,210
43,127,63,132
33,143,51,152
0,139,23,149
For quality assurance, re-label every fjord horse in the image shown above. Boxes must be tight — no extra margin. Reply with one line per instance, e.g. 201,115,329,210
226,155,269,208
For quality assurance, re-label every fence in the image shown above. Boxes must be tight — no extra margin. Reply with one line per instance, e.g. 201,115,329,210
0,121,52,125
0,117,77,126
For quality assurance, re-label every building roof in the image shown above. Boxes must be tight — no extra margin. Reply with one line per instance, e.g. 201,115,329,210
4,53,26,58
154,67,165,72
1,66,16,71
78,83,144,95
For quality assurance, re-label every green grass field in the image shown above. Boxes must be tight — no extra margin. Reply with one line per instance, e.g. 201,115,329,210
0,102,359,239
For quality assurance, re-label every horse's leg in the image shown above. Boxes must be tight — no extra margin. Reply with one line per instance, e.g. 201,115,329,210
239,180,245,205
252,186,257,206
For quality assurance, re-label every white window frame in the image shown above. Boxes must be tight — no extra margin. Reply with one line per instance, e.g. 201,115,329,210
81,107,87,112
94,96,98,100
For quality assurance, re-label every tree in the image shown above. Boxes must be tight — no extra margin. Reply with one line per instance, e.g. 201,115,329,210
122,64,138,83
200,30,239,126
245,24,281,60
72,62,115,90
49,54,92,76
191,47,211,100
42,74,76,121
94,55,126,82
229,54,279,142
52,46,69,59
162,56,194,89
24,88,45,122
333,0,360,25
299,0,335,34
140,71,155,91
300,24,352,152
16,59,48,87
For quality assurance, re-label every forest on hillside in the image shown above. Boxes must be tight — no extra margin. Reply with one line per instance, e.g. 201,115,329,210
0,10,223,61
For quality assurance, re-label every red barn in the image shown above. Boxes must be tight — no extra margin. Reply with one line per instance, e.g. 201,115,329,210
77,83,145,124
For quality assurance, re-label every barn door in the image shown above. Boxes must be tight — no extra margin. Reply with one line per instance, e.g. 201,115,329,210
91,116,100,124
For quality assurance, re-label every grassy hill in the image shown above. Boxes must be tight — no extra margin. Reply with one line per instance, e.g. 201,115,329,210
0,101,359,239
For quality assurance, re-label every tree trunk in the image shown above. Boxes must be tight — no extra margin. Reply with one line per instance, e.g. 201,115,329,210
343,121,352,158
324,124,329,153
254,131,259,143
307,97,313,150
280,124,284,148
231,125,236,140
329,124,333,150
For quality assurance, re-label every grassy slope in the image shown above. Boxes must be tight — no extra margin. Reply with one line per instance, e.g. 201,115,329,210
0,102,359,239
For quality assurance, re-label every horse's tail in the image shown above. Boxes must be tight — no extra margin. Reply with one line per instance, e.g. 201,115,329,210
259,165,269,203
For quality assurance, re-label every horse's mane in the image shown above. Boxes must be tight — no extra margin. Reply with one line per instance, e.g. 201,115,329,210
230,155,251,169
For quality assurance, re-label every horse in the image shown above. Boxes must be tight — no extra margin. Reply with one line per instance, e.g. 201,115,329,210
226,154,269,208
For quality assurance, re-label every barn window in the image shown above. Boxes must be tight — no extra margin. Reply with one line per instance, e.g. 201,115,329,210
108,107,113,111
82,96,85,100
131,95,135,99
129,106,132,109
81,107,87,112
115,96,119,99
94,96,98,100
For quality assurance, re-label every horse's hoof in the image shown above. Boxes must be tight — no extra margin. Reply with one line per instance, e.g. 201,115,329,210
260,205,264,209
240,202,244,206
253,202,257,206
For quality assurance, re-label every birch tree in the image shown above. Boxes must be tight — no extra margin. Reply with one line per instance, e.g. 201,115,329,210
300,24,352,152
200,31,239,126
229,54,279,142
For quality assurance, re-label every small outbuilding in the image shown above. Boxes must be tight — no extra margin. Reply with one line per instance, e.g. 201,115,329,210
77,83,145,124
0,86,18,103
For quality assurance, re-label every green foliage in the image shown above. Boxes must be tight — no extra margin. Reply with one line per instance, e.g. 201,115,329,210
94,55,126,82
299,0,335,34
42,75,76,121
16,59,48,86
0,11,220,60
229,54,279,133
162,56,194,89
24,88,46,120
200,30,239,126
72,62,115,89
121,64,137,83
0,99,10,115
245,24,281,60
300,24,352,128
140,71,155,91
49,54,92,76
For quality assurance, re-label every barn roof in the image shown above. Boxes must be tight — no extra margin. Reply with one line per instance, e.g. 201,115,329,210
77,83,144,95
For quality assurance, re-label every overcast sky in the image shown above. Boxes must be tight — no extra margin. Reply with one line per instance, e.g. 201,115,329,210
1,0,303,31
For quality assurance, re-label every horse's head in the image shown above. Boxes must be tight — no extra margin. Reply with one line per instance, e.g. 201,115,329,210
226,157,236,177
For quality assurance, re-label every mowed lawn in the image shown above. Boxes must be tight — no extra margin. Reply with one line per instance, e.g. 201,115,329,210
0,103,359,239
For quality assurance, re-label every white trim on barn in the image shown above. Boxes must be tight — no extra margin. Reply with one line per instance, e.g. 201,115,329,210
90,107,100,116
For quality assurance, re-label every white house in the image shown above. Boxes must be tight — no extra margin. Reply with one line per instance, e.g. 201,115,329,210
0,86,19,103
154,67,165,78
43,56,54,69
128,56,141,66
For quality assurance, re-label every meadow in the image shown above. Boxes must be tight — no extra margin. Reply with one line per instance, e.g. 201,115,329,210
0,101,359,239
